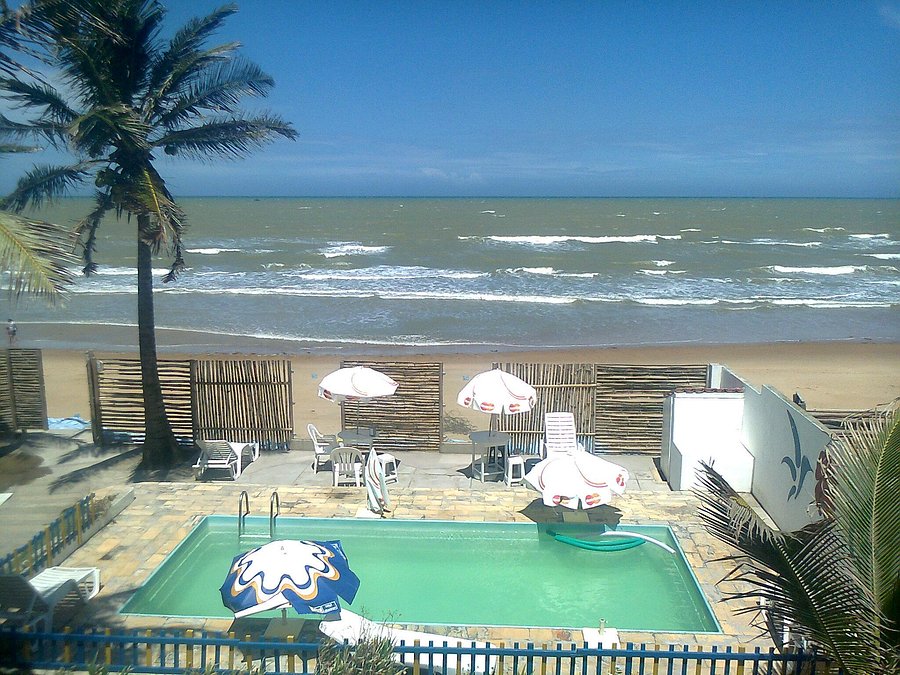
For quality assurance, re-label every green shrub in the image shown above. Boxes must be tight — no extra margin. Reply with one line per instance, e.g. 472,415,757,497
316,633,405,675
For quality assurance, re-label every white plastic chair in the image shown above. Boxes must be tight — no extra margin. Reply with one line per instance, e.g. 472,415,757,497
308,423,339,473
330,446,364,487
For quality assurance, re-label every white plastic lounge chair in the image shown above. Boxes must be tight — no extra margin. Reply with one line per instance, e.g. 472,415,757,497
319,608,496,675
193,439,259,480
0,566,100,630
542,412,583,457
330,446,364,487
308,423,339,473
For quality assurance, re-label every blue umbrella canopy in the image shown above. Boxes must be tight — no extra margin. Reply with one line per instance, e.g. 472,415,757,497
221,539,360,618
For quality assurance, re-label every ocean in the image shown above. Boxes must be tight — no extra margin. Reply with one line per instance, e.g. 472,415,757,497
8,197,900,353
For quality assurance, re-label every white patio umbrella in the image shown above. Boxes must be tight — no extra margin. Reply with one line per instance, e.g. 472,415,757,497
457,368,537,482
318,366,398,403
457,368,537,416
524,449,629,510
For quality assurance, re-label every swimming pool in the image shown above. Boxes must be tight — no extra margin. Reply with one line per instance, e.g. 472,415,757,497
120,516,720,632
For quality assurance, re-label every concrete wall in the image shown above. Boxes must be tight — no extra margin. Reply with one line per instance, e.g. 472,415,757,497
741,384,830,532
709,363,751,390
670,365,830,532
661,391,753,491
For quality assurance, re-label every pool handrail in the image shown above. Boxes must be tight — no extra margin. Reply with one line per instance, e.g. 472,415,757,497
237,491,249,538
270,491,280,539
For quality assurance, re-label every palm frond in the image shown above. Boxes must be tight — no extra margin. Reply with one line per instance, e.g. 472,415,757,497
0,209,77,302
147,3,239,103
1,163,90,212
69,104,152,156
694,463,884,671
153,57,275,128
73,188,115,275
0,111,69,148
0,75,78,126
155,113,297,160
826,409,900,640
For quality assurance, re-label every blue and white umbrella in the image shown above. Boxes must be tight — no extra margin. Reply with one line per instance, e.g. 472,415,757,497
220,539,360,618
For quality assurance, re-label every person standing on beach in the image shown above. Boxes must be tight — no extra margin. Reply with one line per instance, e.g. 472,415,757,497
6,319,17,346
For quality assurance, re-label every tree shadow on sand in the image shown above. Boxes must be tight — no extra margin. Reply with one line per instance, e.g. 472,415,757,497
48,444,197,492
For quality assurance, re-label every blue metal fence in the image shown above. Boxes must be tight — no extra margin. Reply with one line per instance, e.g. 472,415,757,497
0,494,102,576
0,627,835,674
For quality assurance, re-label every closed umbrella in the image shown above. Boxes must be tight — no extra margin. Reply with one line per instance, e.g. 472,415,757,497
220,539,359,618
364,445,392,516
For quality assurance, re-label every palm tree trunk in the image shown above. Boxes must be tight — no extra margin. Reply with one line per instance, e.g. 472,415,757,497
136,223,178,468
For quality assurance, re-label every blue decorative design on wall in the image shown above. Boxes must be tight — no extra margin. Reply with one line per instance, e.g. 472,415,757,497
781,411,812,501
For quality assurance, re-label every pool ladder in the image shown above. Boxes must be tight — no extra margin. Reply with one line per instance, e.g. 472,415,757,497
237,490,280,540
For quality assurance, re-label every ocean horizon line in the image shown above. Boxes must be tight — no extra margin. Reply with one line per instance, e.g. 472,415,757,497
41,194,900,202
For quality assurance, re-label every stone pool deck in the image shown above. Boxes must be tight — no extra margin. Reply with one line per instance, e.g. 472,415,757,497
2,431,765,648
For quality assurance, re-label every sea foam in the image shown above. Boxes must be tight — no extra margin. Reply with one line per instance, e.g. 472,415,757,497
769,265,866,275
320,244,390,257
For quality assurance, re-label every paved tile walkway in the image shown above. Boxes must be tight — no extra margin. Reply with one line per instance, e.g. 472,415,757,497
2,432,765,648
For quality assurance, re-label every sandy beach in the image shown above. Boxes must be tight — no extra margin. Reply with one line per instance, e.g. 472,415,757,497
39,340,900,436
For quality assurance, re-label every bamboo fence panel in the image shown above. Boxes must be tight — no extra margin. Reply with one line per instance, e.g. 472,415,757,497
339,361,443,453
87,355,294,448
0,351,11,429
86,354,193,445
595,364,709,453
489,362,708,455
495,362,596,454
807,407,892,443
192,358,293,448
0,348,47,431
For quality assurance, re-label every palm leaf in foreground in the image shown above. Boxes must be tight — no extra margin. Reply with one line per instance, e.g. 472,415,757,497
694,463,883,673
825,409,900,651
0,210,76,301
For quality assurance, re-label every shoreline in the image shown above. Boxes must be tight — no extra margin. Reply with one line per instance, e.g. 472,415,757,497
15,319,900,357
35,335,900,434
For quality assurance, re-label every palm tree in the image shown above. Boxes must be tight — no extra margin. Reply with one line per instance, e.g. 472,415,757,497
0,0,296,467
694,407,899,674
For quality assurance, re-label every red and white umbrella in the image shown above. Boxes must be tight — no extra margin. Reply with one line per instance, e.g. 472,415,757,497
318,366,398,403
524,449,629,510
457,369,536,415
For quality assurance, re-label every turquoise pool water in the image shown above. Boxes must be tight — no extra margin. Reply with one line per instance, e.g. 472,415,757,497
120,516,720,632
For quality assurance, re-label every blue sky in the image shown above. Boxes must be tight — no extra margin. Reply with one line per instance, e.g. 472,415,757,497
4,0,900,197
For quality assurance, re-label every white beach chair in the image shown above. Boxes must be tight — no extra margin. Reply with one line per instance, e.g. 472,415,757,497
194,439,259,480
308,423,339,473
542,411,583,457
0,566,100,630
319,608,496,675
